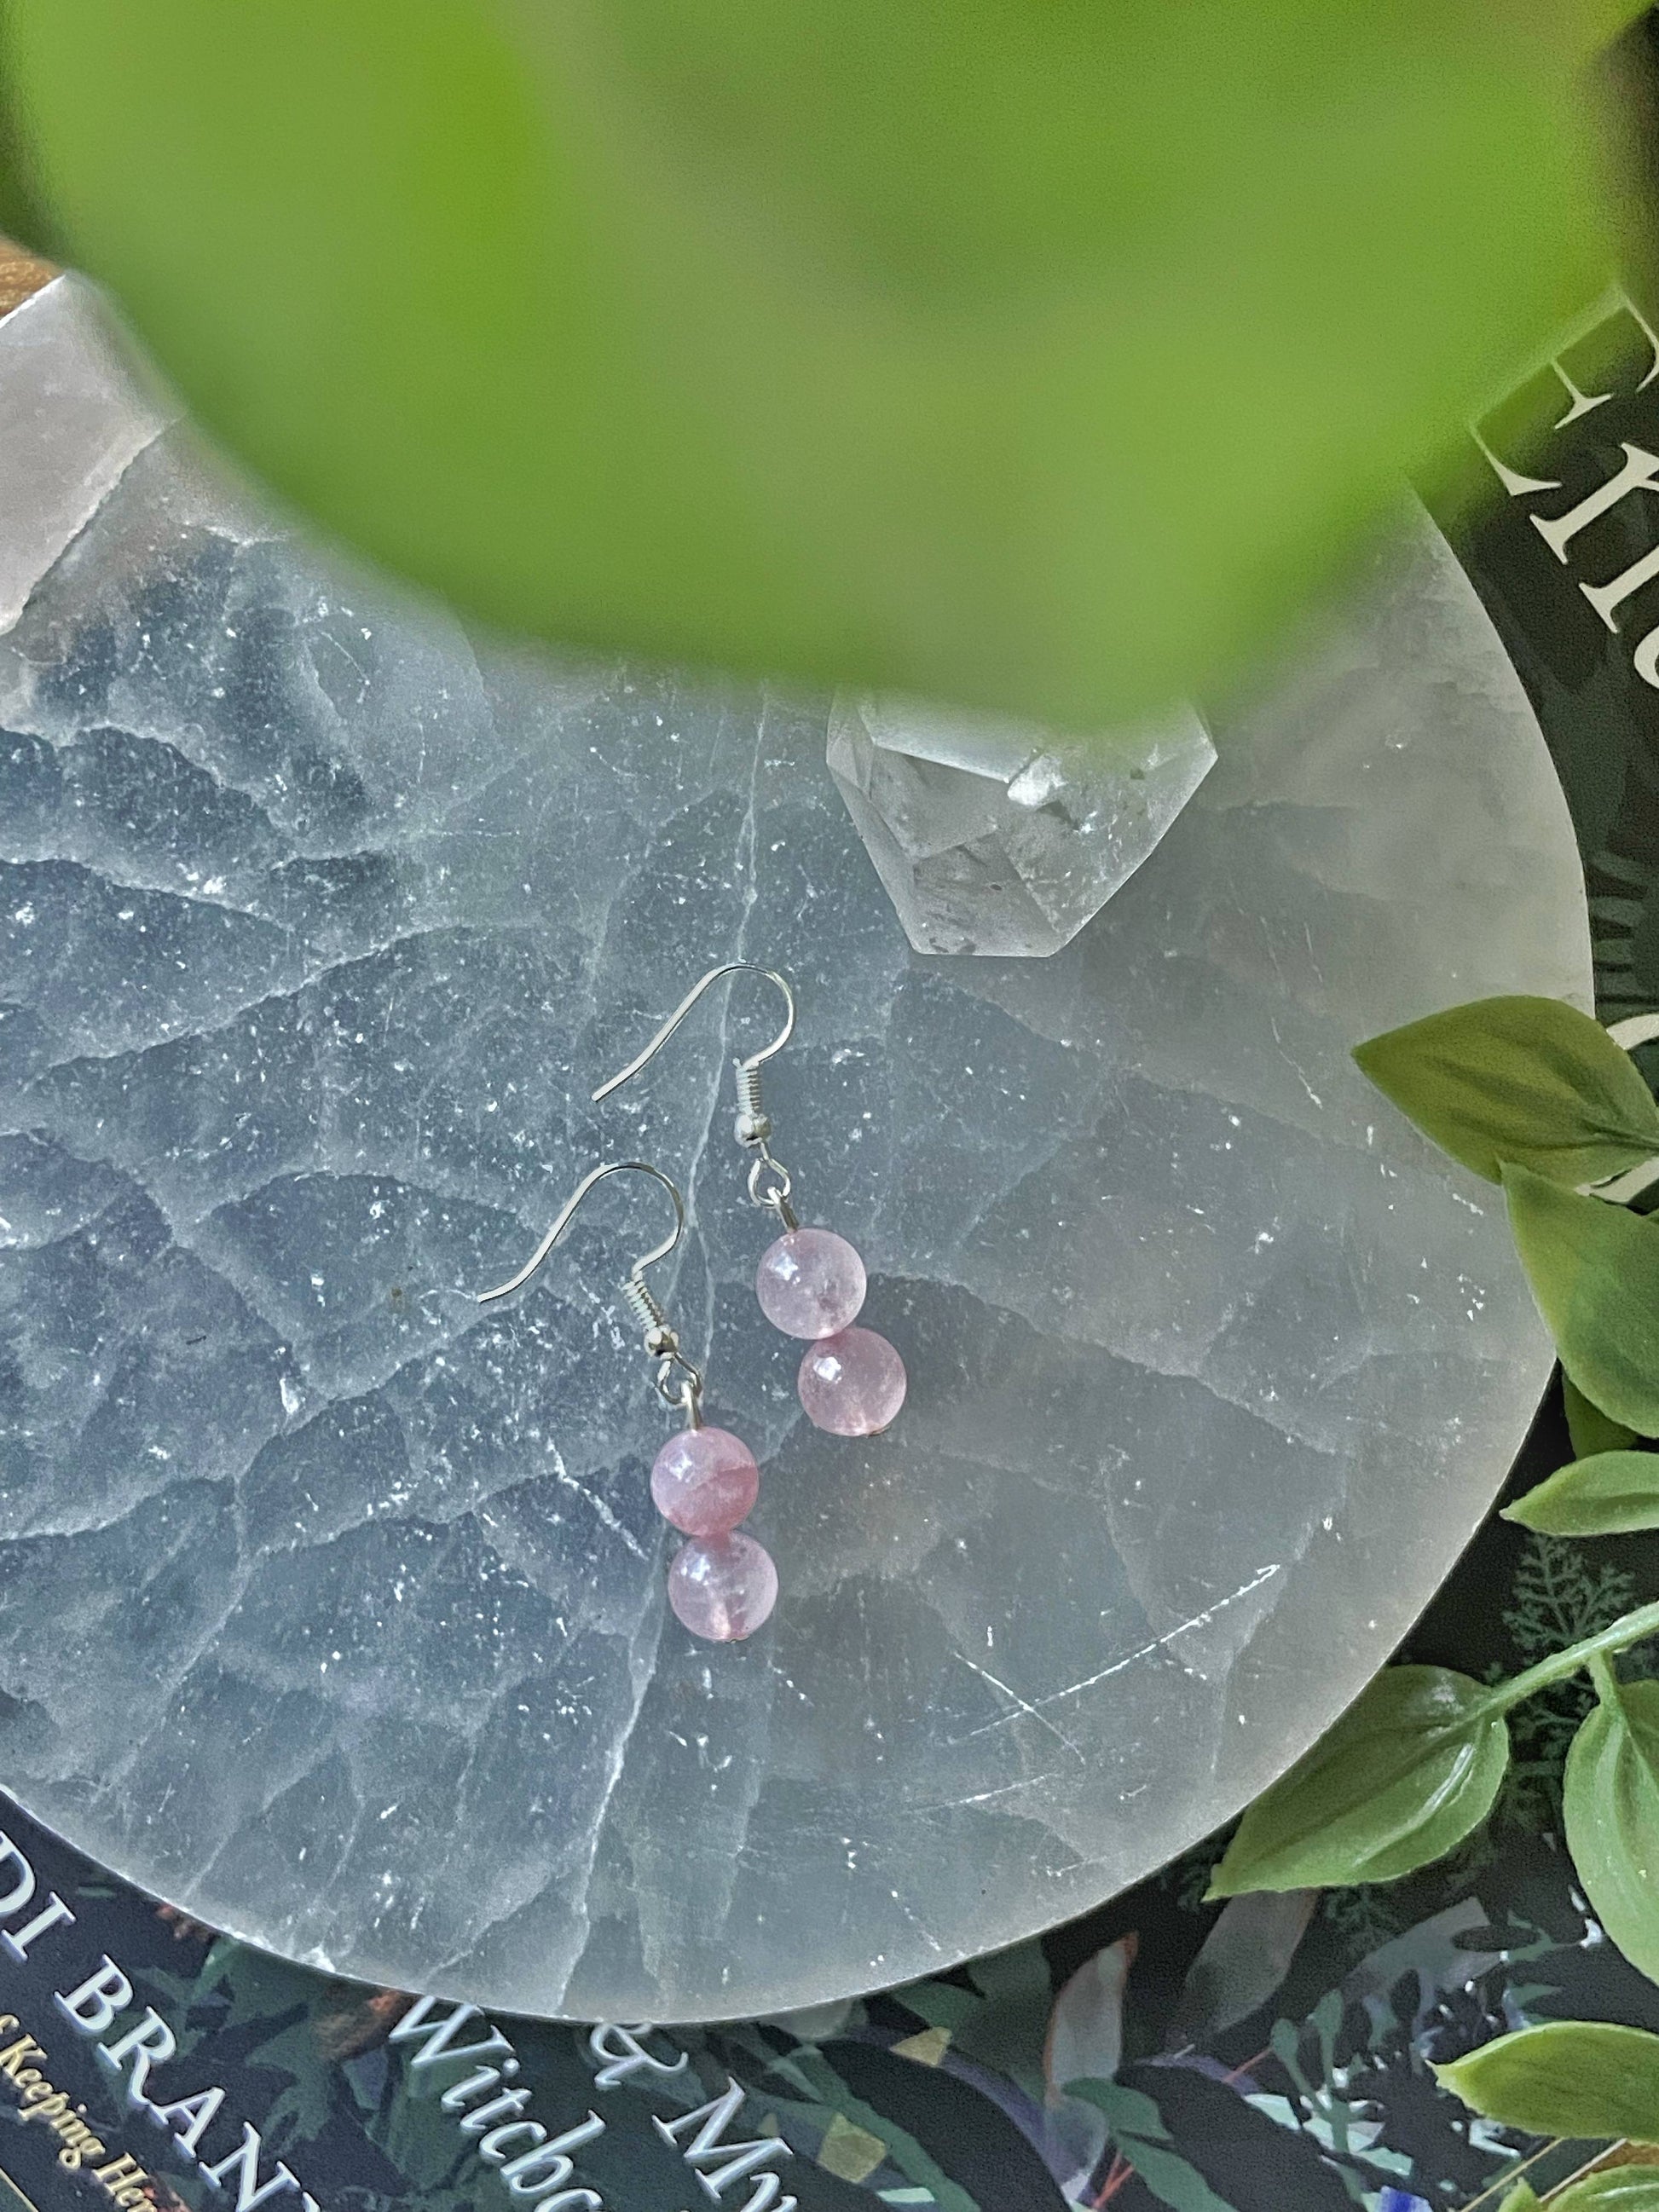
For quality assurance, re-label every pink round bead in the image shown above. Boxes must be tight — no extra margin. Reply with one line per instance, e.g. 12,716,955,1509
797,1326,907,1436
667,1533,779,1643
755,1227,866,1340
650,1425,760,1536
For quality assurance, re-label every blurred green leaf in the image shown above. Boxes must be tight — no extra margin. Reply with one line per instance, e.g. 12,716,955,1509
1207,1665,1508,1896
1506,1451,1659,1534
1554,2173,1659,2210
1564,1677,1659,1984
1436,2020,1659,2141
1353,997,1659,1187
0,0,1628,725
1504,1166,1659,1435
1498,2186,1541,2212
1564,1377,1639,1460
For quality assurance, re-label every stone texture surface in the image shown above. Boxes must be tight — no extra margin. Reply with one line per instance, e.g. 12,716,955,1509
827,691,1216,955
0,276,1590,2022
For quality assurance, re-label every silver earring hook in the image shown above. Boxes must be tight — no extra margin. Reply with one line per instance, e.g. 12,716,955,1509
590,962,796,1103
592,964,801,1231
475,1159,705,1423
476,1158,685,1304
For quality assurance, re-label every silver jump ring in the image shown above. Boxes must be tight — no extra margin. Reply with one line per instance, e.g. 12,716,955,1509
746,1150,799,1231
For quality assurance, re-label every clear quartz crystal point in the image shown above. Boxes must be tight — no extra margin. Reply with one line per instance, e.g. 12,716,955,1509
826,690,1217,956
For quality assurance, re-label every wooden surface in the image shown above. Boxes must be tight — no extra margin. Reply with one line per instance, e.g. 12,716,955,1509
0,232,56,316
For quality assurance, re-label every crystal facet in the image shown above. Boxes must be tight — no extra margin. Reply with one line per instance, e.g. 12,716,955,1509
650,1426,760,1536
668,1533,779,1642
798,1327,909,1435
755,1227,867,1339
826,691,1217,957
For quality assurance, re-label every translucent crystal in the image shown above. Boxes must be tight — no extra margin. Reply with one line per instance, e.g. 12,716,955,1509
0,273,1590,2024
650,1426,760,1535
826,691,1217,956
755,1226,866,1339
667,1532,779,1643
796,1326,908,1435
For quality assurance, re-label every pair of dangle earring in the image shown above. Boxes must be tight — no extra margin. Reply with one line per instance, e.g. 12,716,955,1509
475,967,903,1646
594,962,907,1436
477,1161,779,1643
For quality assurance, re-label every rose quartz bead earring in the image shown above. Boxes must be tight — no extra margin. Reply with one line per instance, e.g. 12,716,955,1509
475,1158,777,1643
593,964,907,1437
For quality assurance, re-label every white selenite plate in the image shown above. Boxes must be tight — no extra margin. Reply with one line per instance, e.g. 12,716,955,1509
0,276,1590,2021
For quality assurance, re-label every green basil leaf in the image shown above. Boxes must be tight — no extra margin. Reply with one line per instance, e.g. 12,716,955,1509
1352,998,1659,1187
0,3,1626,728
1504,1165,1659,1435
1498,2186,1541,2212
1554,2170,1659,2210
1564,1377,1639,1461
1564,1678,1659,1984
1207,1666,1507,1897
1435,2021,1659,2141
1504,1452,1659,1536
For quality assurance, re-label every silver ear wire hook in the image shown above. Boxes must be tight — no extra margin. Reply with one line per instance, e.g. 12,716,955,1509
592,962,795,1101
592,964,801,1229
476,1159,704,1424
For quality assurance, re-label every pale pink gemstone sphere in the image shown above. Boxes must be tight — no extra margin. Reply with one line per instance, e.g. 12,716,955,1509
667,1533,779,1642
755,1227,866,1340
650,1426,760,1536
797,1326,907,1436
